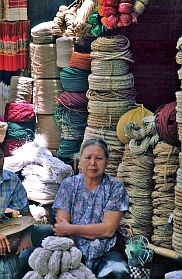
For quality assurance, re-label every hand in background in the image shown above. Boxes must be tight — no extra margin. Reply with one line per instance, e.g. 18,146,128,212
0,234,10,255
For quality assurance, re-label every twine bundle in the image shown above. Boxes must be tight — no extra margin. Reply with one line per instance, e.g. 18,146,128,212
155,102,180,147
10,76,33,103
0,121,8,143
91,50,134,62
23,236,96,279
31,21,55,44
91,59,129,76
56,37,74,68
88,73,134,91
30,43,59,79
84,126,124,176
36,114,61,149
69,51,92,71
33,79,62,114
152,142,179,249
117,145,154,239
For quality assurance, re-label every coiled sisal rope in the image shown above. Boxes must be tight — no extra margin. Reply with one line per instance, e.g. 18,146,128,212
30,43,59,79
91,59,129,76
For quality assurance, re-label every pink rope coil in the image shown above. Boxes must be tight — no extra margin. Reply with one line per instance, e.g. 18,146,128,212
4,103,35,122
56,91,88,111
155,101,180,147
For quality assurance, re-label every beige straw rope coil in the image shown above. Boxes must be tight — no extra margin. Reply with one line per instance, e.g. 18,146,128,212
0,121,8,143
90,50,134,63
33,79,62,114
91,59,129,76
10,76,33,103
87,114,120,130
31,21,55,44
36,114,61,149
176,50,182,64
56,36,74,68
86,89,136,101
30,43,60,79
88,73,134,91
91,35,131,52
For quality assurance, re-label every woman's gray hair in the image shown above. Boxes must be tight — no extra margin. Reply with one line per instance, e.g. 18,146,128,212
80,138,109,159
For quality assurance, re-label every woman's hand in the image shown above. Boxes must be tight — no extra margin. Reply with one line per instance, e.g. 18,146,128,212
53,216,71,236
0,234,11,255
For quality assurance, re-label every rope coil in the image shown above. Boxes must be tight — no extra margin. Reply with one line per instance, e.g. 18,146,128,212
56,37,74,68
91,59,129,76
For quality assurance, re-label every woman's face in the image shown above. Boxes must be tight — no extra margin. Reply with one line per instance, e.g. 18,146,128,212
79,144,107,179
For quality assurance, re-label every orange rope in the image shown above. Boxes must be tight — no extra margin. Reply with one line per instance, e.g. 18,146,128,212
69,51,92,71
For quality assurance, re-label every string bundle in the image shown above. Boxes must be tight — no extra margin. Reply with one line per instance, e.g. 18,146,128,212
10,76,33,103
33,79,62,114
30,43,59,79
155,102,180,147
56,37,74,68
117,105,153,144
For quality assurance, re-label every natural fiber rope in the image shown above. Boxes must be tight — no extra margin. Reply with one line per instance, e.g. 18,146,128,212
56,37,74,68
91,35,131,52
31,21,55,44
90,50,134,62
56,91,88,112
30,43,59,79
0,121,8,143
36,114,61,149
91,59,129,76
10,76,33,103
33,79,62,114
86,88,136,101
88,73,134,91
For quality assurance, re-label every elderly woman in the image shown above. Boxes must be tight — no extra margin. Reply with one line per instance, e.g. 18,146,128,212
53,138,130,278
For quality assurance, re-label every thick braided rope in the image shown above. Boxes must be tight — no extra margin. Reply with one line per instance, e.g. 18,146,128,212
91,59,129,76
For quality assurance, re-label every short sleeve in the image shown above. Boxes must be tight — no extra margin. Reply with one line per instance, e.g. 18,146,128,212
104,180,129,212
10,177,29,212
52,178,73,213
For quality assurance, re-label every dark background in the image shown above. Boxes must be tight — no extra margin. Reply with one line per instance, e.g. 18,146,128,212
28,0,182,112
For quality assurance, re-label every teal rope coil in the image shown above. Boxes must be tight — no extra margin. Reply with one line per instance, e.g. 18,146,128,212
60,67,91,92
57,139,82,159
7,121,35,140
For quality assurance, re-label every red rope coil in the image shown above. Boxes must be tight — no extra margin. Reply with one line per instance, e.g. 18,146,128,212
56,91,88,111
155,101,180,147
4,103,35,122
69,52,92,71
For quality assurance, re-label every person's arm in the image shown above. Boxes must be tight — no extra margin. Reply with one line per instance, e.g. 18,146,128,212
0,234,10,255
54,211,123,240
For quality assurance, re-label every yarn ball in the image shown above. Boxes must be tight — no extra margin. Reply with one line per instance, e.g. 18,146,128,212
117,105,153,144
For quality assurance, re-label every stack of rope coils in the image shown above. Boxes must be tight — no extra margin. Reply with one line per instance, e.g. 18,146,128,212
84,127,124,176
30,24,62,153
152,142,179,249
55,41,91,165
83,35,136,176
9,76,33,103
3,102,36,156
171,36,182,257
117,145,154,239
176,36,182,89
